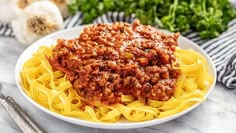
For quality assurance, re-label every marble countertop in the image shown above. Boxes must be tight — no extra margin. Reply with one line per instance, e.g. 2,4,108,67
0,36,236,133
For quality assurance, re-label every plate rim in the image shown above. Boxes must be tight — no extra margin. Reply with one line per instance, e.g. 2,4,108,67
15,26,217,129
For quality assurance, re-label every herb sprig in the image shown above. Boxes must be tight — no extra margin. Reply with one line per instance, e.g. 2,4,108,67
68,0,236,39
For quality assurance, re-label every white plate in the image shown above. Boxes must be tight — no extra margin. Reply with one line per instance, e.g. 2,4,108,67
15,26,216,129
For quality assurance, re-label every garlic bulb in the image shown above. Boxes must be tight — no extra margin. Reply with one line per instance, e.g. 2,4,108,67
0,0,38,23
0,0,21,23
11,1,63,45
0,0,70,23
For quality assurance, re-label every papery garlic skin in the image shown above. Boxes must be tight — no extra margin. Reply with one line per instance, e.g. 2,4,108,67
0,0,21,23
11,13,28,44
11,1,63,45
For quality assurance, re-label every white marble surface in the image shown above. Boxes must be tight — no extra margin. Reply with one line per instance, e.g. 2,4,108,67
0,36,236,133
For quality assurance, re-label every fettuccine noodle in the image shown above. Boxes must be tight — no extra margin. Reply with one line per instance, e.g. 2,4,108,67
20,46,213,122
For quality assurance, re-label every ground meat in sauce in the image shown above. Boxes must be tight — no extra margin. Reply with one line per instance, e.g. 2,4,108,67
48,20,181,105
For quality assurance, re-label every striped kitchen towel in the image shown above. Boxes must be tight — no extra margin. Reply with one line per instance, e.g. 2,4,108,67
0,21,14,36
0,11,236,88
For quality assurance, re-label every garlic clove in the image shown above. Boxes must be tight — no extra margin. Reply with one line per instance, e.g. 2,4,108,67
12,1,63,45
17,0,34,9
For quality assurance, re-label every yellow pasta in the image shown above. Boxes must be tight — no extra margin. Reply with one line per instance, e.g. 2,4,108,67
20,46,213,122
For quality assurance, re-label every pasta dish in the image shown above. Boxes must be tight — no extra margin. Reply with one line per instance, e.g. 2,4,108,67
21,20,213,122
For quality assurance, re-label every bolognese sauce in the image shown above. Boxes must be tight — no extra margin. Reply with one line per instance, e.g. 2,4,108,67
48,20,180,105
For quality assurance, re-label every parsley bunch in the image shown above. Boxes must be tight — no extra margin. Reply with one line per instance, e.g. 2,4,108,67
68,0,236,39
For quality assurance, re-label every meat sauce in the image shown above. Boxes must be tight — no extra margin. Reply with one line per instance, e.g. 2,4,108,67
48,20,181,105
